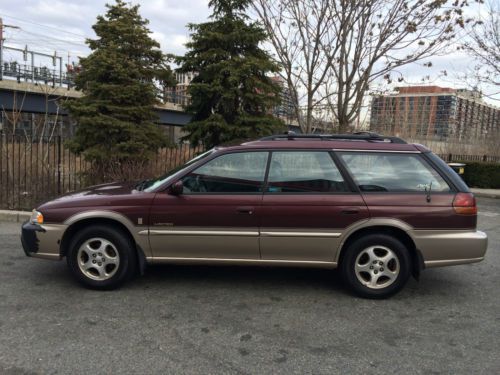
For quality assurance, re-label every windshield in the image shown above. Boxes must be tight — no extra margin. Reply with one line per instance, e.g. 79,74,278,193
142,149,215,192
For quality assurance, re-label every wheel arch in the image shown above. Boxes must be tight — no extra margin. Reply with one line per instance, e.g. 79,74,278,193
60,212,148,274
336,221,424,279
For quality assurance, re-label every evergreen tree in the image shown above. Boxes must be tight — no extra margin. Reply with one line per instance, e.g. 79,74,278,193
66,0,175,165
178,0,284,148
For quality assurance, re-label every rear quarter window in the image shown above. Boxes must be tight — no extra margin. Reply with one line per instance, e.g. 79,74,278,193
338,152,451,193
424,152,469,192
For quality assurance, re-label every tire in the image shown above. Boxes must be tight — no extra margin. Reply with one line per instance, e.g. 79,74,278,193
340,234,411,299
66,225,137,290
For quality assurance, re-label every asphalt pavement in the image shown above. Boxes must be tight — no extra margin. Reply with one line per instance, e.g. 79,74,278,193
0,198,499,374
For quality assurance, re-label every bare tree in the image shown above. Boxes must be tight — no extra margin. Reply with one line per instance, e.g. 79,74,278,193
254,0,469,133
461,1,499,97
36,84,70,142
253,0,339,133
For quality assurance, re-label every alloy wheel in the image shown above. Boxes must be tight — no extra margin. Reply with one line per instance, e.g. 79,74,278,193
354,245,400,289
77,238,120,281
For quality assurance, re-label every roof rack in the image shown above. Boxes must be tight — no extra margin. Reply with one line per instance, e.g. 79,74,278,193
259,131,407,144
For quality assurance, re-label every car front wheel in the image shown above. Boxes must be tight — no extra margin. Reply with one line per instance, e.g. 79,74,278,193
66,225,137,290
340,234,411,299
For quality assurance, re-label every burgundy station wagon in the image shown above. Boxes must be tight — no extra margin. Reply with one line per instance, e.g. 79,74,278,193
21,132,488,298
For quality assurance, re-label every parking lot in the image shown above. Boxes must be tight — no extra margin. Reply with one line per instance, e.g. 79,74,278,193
0,197,499,374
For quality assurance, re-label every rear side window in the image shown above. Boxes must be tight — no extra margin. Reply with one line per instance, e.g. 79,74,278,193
267,151,348,193
182,152,268,193
338,152,451,193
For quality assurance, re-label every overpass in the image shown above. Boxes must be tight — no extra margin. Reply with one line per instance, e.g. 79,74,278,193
0,44,300,136
0,80,192,127
0,79,300,138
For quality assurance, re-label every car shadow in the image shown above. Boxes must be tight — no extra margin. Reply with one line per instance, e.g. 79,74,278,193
136,263,345,293
22,258,474,302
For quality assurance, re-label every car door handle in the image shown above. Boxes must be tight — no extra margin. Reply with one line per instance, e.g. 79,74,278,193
236,207,254,215
341,209,359,215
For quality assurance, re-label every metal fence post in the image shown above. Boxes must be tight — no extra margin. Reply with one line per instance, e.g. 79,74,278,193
57,135,61,195
0,131,3,207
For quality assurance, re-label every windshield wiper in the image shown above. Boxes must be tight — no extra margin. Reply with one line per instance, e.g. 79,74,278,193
135,179,152,191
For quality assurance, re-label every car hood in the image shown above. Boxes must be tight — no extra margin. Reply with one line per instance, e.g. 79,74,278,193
37,181,146,209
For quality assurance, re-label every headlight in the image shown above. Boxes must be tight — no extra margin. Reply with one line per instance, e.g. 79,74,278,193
30,210,44,225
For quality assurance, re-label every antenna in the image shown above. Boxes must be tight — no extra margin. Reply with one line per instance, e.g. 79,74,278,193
426,181,433,203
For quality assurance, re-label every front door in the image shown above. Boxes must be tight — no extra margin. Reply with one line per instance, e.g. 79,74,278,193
260,151,369,262
149,151,269,259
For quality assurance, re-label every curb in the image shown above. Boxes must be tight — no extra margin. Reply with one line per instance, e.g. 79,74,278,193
472,192,500,199
470,189,500,199
0,210,31,223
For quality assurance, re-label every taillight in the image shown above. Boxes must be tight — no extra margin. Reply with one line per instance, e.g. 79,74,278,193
453,193,477,215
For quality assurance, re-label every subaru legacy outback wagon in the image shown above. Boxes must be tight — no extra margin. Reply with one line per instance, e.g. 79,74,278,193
21,132,488,298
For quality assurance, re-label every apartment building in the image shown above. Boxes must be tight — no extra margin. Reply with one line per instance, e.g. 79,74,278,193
369,86,500,141
164,73,296,124
164,72,197,107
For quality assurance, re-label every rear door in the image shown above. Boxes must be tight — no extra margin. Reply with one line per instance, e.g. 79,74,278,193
260,150,369,262
336,151,457,228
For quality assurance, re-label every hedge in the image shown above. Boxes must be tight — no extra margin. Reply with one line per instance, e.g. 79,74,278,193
458,162,500,189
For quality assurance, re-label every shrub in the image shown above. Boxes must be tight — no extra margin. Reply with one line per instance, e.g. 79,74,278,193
459,162,500,189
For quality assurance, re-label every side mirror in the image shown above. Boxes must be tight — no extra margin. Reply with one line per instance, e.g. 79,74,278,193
169,180,184,195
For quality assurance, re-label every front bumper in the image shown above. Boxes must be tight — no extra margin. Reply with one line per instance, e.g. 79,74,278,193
21,221,65,260
410,229,488,268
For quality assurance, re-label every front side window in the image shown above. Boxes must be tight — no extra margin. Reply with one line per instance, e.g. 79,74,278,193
338,152,451,192
143,149,215,192
267,151,348,193
182,152,268,193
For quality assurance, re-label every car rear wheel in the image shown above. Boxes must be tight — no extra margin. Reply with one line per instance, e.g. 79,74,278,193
340,234,411,299
67,225,137,290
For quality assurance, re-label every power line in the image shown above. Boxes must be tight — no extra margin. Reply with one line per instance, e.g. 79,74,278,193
2,24,89,58
18,29,87,47
0,12,89,39
4,41,86,58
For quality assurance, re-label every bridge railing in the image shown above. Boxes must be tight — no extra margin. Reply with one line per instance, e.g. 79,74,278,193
1,62,76,88
0,132,203,210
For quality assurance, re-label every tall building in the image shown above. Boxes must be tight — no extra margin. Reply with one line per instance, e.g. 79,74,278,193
270,76,295,123
164,72,196,107
164,73,297,125
369,86,500,141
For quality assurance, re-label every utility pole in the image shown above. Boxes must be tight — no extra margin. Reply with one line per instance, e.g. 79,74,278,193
0,17,20,81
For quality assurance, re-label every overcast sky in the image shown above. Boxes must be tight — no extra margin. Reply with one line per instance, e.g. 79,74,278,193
0,0,211,58
0,0,497,104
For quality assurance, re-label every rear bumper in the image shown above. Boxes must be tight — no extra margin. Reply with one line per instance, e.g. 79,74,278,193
21,221,65,260
410,229,488,268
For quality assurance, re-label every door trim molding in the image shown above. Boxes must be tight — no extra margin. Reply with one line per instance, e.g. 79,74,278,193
261,231,341,238
145,229,259,236
146,256,338,268
140,229,342,238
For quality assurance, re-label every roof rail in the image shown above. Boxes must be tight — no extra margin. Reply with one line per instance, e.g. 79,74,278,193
259,131,407,144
